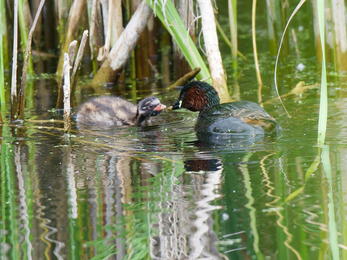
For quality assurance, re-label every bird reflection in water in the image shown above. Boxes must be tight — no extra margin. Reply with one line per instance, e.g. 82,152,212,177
149,156,224,259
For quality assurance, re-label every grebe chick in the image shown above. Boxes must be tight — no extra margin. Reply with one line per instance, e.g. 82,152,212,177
77,96,166,127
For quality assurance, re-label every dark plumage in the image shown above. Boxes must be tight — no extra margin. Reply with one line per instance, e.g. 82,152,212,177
76,96,166,126
171,81,281,135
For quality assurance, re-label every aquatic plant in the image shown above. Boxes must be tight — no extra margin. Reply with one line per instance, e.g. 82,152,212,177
317,0,327,146
145,0,212,82
0,0,5,110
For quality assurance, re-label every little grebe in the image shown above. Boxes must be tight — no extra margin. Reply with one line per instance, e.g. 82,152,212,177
76,96,166,126
171,81,281,135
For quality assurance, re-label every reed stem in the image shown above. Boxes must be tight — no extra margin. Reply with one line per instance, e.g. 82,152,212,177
11,0,19,122
228,0,238,73
215,18,246,60
91,1,153,86
274,0,306,118
89,0,97,60
57,41,77,109
18,0,46,120
145,0,211,84
18,0,34,74
70,30,88,107
252,0,262,86
196,0,229,101
0,0,9,78
63,53,71,135
0,0,6,106
317,0,327,145
169,67,201,89
56,0,85,76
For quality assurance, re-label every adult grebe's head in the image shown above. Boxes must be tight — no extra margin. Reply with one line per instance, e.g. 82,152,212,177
171,81,220,112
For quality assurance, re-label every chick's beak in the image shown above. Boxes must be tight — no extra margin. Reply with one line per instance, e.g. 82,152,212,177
154,103,167,112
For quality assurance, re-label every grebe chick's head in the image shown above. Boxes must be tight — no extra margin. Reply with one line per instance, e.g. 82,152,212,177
137,96,167,117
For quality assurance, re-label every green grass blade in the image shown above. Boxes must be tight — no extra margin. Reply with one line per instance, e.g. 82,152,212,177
0,0,5,105
145,0,211,84
317,0,327,146
321,145,339,259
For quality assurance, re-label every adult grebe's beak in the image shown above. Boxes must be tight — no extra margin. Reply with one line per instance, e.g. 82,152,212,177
167,100,182,112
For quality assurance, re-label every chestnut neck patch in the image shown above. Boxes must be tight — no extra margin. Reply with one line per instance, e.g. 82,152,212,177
182,86,208,111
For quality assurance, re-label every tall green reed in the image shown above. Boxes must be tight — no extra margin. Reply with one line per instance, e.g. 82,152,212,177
18,0,34,74
145,0,211,83
0,0,5,106
317,0,327,146
19,0,46,120
228,0,238,73
11,0,19,121
267,0,283,56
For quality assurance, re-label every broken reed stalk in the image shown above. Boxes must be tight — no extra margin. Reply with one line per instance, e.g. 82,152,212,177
11,0,19,122
97,0,122,62
70,30,88,107
100,0,108,39
56,40,77,109
96,0,112,61
112,0,123,45
91,1,153,86
169,67,201,89
56,0,85,76
196,0,230,102
89,0,97,60
63,53,71,134
18,0,46,120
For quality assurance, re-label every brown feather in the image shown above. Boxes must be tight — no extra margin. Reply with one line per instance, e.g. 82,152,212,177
182,86,208,111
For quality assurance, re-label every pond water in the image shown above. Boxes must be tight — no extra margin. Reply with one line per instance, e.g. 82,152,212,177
2,74,345,260
2,2,347,260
